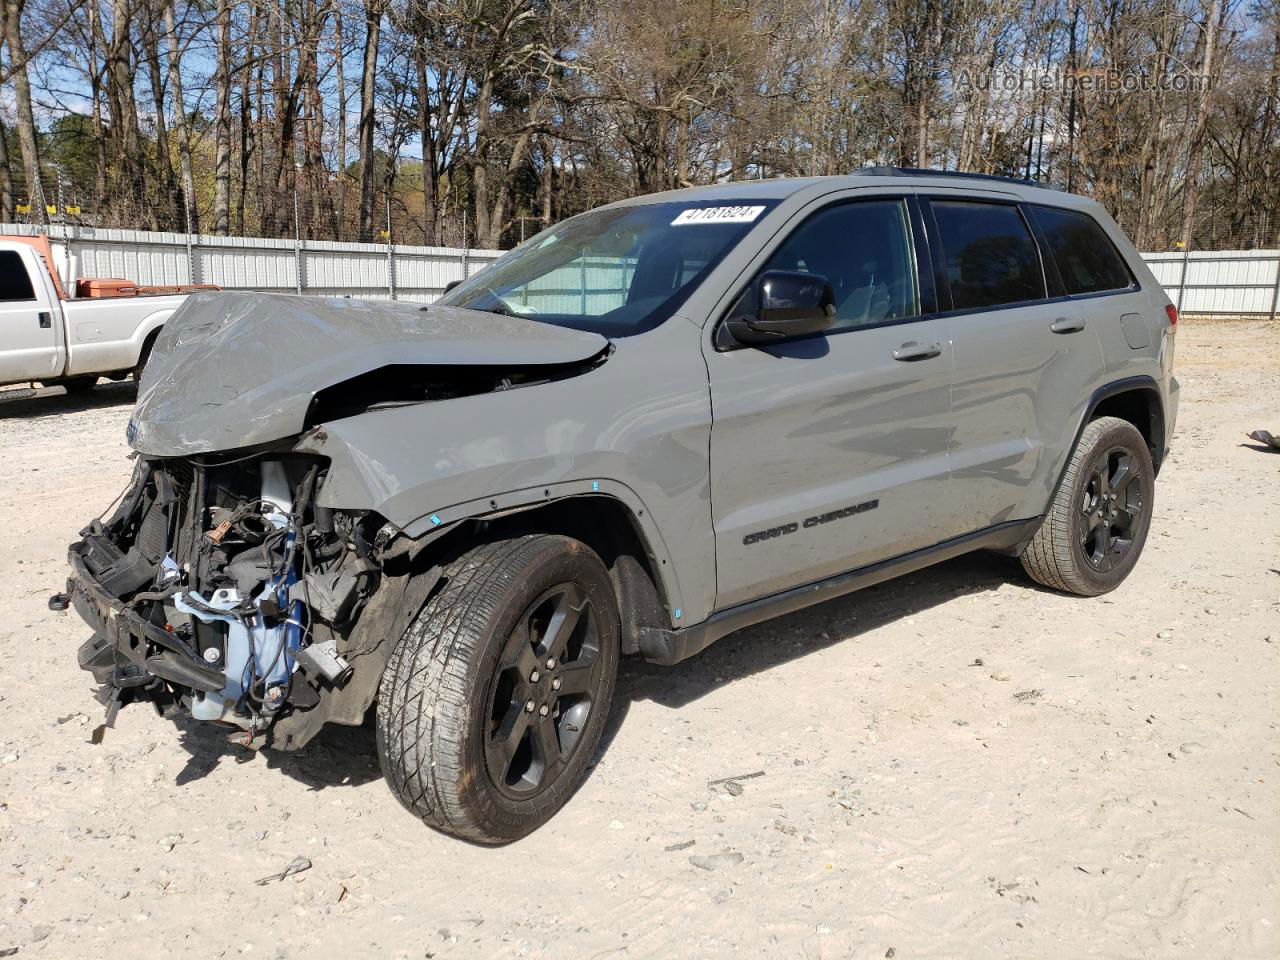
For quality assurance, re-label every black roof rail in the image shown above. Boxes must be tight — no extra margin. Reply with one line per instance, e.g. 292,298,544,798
852,166,1062,191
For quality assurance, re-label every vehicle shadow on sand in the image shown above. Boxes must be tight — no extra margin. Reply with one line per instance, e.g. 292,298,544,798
172,551,1020,792
174,715,382,789
596,550,1018,757
0,380,137,418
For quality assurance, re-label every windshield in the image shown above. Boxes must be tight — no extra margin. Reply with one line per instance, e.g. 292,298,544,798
437,200,778,336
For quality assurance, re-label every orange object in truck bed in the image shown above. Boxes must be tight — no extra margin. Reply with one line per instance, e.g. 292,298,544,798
136,283,221,296
77,278,139,298
1,232,220,300
76,279,221,298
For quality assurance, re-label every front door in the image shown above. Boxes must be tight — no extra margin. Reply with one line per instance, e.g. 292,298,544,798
705,195,954,611
0,248,61,384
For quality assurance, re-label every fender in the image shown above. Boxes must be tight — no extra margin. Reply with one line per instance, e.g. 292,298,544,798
129,307,176,366
395,478,686,627
1049,375,1165,504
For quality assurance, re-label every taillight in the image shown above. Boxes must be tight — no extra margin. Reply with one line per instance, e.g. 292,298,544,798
1165,304,1178,327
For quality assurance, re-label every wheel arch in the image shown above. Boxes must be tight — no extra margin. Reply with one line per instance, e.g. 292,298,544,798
131,309,174,367
396,488,677,656
1084,376,1165,475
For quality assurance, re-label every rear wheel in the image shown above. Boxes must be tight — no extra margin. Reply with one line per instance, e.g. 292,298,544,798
376,535,620,844
134,333,158,382
1020,415,1154,596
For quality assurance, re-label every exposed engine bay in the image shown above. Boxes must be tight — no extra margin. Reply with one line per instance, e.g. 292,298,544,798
65,452,390,747
56,290,619,752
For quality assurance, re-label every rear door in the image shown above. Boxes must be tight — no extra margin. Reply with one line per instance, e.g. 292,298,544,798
705,193,955,611
920,192,1104,534
0,247,63,384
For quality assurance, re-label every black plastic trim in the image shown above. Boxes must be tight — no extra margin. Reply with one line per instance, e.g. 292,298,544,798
639,517,1042,665
852,166,1061,191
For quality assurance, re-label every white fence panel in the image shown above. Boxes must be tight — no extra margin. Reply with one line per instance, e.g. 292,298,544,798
1142,249,1280,317
0,223,504,302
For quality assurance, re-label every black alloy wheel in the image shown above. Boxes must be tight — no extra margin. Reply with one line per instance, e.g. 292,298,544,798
1078,446,1145,573
484,582,606,798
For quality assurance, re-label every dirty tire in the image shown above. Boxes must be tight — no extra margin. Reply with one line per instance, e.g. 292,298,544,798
60,376,97,395
1020,415,1154,596
134,333,158,382
376,535,620,844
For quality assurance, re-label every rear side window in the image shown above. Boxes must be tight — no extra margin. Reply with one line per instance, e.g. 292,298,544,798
0,251,36,301
931,201,1045,310
1031,205,1134,295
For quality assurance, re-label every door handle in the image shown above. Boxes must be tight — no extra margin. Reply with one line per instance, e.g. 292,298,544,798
893,341,942,362
38,311,52,329
1049,316,1086,334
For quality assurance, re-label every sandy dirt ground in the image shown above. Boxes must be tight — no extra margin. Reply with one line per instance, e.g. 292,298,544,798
0,318,1276,960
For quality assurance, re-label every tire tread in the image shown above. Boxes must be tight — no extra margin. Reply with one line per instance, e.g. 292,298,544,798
1020,415,1151,596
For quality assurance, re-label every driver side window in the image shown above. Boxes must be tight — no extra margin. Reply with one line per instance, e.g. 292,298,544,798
762,200,920,331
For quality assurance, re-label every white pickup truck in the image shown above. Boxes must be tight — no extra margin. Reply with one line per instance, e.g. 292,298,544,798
0,235,212,393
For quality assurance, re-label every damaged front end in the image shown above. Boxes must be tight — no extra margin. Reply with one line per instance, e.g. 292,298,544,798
58,291,613,750
63,450,387,747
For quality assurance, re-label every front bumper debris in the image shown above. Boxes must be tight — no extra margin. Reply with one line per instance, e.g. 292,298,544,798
64,453,382,747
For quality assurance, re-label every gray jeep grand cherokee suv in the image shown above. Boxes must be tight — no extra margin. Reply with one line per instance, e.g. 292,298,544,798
61,167,1179,843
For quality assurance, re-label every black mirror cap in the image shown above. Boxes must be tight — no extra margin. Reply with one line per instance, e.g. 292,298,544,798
442,279,462,295
724,270,836,346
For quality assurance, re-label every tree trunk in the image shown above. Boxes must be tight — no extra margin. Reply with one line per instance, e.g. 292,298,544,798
165,0,199,232
415,35,438,245
106,0,144,219
213,0,233,234
334,4,348,239
1,0,46,223
0,121,14,221
1178,0,1223,252
142,2,178,229
86,1,109,211
357,0,383,240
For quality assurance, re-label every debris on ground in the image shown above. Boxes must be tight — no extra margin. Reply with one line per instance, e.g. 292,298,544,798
255,856,313,885
689,852,743,871
708,770,764,796
1246,429,1280,450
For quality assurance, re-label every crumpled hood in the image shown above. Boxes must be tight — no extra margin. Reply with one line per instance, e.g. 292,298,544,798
129,291,609,456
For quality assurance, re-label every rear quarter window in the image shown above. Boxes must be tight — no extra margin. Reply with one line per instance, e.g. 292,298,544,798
1031,205,1134,295
930,200,1046,311
0,251,36,301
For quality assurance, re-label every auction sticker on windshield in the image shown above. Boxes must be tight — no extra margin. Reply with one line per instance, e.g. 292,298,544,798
671,205,766,226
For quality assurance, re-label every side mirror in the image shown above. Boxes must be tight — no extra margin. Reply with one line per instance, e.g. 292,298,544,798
724,270,836,345
443,279,462,294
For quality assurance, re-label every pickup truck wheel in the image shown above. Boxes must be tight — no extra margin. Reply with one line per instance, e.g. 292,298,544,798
133,334,158,381
61,376,97,395
376,535,620,844
1020,415,1154,596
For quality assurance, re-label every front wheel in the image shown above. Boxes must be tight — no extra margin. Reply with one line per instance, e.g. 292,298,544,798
1020,415,1154,596
376,535,620,844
